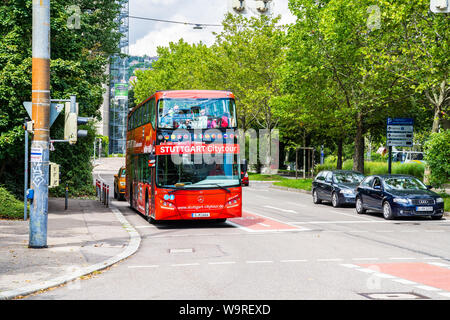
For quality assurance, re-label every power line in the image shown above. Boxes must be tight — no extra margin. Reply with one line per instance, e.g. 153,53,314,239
127,15,222,28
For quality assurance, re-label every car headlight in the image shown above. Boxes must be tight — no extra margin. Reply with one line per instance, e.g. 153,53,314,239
340,189,354,195
436,197,444,203
120,182,126,186
393,198,410,204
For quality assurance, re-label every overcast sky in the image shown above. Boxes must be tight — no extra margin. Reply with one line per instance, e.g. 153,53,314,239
128,0,296,57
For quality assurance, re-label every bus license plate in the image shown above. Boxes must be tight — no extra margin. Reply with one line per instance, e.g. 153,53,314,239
416,206,433,212
192,212,210,218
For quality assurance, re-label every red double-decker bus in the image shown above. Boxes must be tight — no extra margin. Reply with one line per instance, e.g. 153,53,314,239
126,90,242,223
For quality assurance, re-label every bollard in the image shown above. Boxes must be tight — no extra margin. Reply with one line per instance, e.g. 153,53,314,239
106,185,109,208
102,183,105,205
65,183,68,210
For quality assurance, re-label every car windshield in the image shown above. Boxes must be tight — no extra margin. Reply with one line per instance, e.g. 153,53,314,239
384,177,428,191
157,154,240,188
158,98,237,129
333,172,364,184
120,168,126,177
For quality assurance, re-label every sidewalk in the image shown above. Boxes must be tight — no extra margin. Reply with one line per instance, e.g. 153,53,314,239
0,197,140,299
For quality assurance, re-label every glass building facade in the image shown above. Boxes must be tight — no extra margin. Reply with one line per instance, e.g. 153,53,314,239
109,1,129,155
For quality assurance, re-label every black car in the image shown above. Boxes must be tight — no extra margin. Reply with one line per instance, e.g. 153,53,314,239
312,170,365,207
355,174,445,220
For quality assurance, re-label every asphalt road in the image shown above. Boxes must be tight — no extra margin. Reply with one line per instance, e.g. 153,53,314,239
29,173,450,300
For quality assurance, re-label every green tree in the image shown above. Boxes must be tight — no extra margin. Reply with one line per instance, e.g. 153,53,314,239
134,40,212,103
207,14,286,131
0,0,123,197
284,0,423,173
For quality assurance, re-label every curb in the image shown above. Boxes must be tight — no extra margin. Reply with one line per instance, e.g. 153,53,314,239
0,205,141,300
269,184,311,195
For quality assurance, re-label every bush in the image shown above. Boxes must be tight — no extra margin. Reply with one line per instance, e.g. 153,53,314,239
424,130,450,188
273,179,313,191
314,160,425,179
0,185,26,219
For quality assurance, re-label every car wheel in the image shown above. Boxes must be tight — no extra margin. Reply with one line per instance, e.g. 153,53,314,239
356,197,366,214
382,201,394,220
331,192,340,208
313,189,322,204
431,215,443,220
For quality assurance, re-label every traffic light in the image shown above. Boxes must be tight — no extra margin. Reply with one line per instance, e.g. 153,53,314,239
64,95,89,144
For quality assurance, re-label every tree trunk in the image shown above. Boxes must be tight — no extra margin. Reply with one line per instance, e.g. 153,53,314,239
336,139,343,169
353,112,365,174
431,105,441,133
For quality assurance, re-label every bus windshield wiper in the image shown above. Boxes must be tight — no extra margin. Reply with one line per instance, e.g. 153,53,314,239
196,183,231,193
167,186,186,194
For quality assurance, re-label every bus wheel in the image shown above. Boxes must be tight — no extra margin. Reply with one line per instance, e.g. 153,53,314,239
145,193,149,217
148,216,158,224
129,189,133,209
215,218,227,223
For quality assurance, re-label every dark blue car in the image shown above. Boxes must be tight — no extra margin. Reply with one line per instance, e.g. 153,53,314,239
355,174,445,220
312,170,365,207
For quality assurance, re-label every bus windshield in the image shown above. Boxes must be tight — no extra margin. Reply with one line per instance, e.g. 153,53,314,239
158,98,237,129
157,154,240,188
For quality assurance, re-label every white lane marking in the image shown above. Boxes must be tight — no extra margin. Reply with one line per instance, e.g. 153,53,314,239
352,258,379,261
225,220,255,233
428,262,450,268
330,210,376,221
258,223,271,227
208,261,236,265
356,268,378,274
246,260,274,264
280,259,308,263
288,220,387,225
128,265,159,268
415,285,441,292
135,225,155,229
389,257,416,260
373,273,396,279
263,205,297,213
340,264,359,269
286,201,308,208
317,258,343,262
423,257,442,260
393,279,418,285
